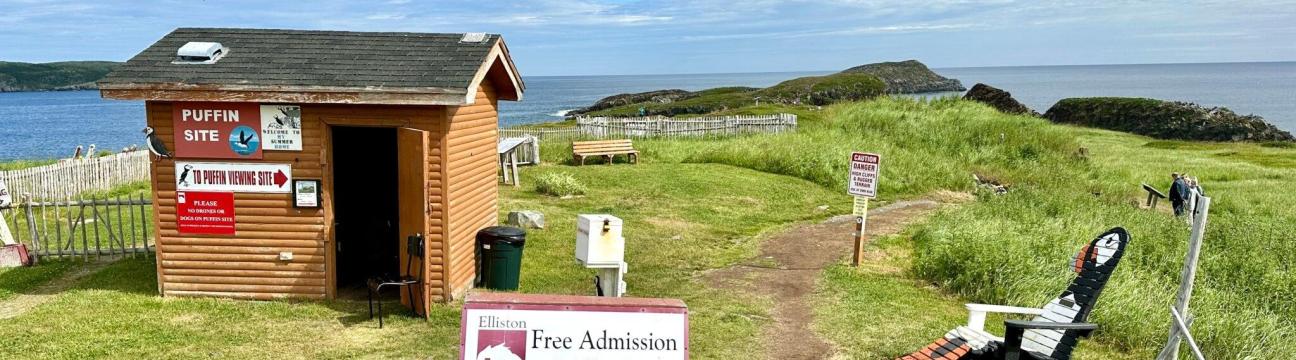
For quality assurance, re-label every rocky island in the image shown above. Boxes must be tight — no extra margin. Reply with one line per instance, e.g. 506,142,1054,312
569,60,962,117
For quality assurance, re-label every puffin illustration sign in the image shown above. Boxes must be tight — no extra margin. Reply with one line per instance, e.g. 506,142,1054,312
172,102,264,159
461,293,689,359
174,162,292,193
260,105,302,151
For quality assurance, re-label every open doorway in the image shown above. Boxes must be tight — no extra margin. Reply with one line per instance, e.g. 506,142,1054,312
331,126,400,297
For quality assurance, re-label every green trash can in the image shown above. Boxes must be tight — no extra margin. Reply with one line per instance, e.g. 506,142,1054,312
475,226,527,291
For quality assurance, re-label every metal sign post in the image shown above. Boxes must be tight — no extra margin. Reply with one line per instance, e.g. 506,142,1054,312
848,152,880,267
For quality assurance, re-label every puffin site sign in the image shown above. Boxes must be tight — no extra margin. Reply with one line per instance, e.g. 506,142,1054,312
260,105,302,151
173,102,264,159
175,162,292,193
461,293,688,360
176,191,236,235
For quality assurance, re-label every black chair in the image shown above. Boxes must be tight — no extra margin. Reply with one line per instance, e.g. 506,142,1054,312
899,227,1131,360
367,233,424,328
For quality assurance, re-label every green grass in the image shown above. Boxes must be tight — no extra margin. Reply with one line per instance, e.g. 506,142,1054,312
4,96,1291,358
0,159,58,171
0,163,843,359
531,171,587,196
908,127,1296,358
559,97,1294,357
0,259,77,301
814,234,1139,360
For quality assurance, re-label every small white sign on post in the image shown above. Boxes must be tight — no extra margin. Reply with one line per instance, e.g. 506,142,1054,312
848,152,880,267
848,152,881,198
0,179,15,246
0,179,11,208
175,162,293,193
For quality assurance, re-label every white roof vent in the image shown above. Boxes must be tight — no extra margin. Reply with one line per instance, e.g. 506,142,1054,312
173,42,226,64
460,33,487,43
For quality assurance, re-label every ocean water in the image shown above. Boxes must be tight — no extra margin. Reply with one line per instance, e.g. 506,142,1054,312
1,62,1292,160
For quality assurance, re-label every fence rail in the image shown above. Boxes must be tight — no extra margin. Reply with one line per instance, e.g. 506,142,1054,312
1,194,154,262
498,113,797,141
0,151,150,201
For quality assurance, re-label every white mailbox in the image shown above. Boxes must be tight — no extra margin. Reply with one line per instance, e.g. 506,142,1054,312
576,214,624,266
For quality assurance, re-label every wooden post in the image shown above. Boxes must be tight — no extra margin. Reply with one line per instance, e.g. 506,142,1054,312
1157,195,1210,360
510,151,520,187
852,197,869,267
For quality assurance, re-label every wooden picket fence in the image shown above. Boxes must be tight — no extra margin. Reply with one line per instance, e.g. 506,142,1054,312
1,194,154,262
497,114,797,141
0,151,150,201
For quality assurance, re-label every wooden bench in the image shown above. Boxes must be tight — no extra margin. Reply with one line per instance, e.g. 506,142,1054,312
1142,183,1167,208
572,139,638,165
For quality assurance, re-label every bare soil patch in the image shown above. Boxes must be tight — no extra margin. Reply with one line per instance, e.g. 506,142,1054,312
705,199,947,359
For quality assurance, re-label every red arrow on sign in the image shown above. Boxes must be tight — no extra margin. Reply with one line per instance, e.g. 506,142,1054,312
274,170,288,188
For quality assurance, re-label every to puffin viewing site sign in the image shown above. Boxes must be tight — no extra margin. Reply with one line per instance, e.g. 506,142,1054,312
461,293,688,359
175,191,235,235
260,105,302,151
174,162,292,194
173,102,264,159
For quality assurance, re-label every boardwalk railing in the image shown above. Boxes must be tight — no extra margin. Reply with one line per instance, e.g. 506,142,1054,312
498,113,797,141
0,151,149,200
0,194,154,262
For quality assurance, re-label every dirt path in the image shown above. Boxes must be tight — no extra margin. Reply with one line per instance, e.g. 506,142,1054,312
0,257,117,320
706,199,950,360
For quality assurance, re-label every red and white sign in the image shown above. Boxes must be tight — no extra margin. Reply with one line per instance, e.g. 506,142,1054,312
175,162,292,193
176,191,235,235
848,152,881,198
461,293,689,360
173,102,263,159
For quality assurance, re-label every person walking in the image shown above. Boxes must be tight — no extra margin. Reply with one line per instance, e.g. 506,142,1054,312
1169,172,1189,217
1183,175,1200,224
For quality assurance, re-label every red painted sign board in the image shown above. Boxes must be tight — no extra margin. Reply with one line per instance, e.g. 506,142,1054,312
173,102,263,159
176,191,236,235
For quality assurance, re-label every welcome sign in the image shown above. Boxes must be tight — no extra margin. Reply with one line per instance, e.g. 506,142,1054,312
173,102,263,159
461,293,689,359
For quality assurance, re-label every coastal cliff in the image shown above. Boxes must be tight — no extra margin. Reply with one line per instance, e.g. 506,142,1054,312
841,60,965,93
1045,97,1295,142
571,60,958,117
0,61,120,92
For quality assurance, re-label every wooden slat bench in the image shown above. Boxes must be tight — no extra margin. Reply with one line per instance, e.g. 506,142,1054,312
1142,183,1167,208
572,139,638,165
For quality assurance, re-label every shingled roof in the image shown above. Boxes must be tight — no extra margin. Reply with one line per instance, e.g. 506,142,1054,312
100,28,523,105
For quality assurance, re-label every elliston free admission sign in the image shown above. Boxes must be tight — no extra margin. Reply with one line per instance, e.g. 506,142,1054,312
173,102,263,159
848,152,881,198
175,162,292,193
461,293,688,359
176,191,235,235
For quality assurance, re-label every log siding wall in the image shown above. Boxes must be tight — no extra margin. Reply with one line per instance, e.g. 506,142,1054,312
147,102,454,301
443,82,501,298
147,101,329,300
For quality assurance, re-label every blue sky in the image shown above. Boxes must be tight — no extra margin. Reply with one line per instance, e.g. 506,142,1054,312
2,0,1294,76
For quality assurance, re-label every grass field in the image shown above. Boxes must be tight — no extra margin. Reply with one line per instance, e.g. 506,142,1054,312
2,97,1291,358
0,163,845,359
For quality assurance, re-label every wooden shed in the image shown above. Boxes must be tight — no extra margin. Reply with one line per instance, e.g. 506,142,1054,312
98,28,523,314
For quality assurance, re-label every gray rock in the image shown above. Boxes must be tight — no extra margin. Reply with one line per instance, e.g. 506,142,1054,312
507,211,546,229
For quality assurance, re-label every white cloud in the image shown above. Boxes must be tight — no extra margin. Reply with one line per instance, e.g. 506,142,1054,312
365,13,408,21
